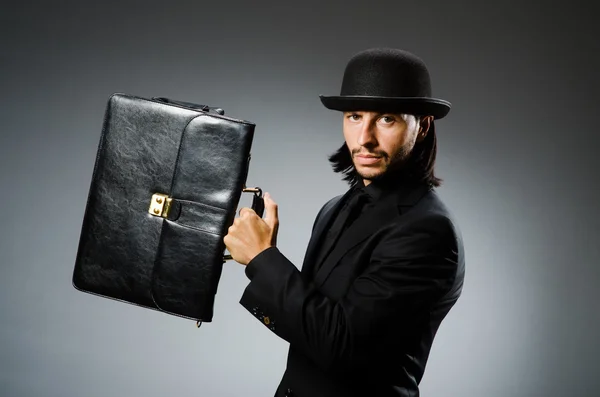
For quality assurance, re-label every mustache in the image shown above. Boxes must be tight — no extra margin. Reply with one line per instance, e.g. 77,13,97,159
352,149,388,158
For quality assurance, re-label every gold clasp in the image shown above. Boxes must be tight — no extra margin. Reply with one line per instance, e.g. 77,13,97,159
148,193,173,218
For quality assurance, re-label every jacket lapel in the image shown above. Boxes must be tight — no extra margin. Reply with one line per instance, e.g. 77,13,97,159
300,192,349,281
312,183,431,287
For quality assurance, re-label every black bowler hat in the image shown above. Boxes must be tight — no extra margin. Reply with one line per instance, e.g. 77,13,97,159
320,48,451,119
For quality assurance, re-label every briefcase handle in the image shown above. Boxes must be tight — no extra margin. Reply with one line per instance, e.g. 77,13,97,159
152,96,225,115
192,186,264,328
243,187,265,218
222,187,264,263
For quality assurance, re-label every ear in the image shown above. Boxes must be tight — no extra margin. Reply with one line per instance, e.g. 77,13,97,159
416,115,433,142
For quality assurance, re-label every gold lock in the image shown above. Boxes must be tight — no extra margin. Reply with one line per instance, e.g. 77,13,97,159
148,193,172,218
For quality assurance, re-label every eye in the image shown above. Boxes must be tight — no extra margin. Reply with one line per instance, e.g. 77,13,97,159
346,113,361,121
379,115,395,124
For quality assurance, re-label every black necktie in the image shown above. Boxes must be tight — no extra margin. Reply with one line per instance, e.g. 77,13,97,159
313,189,370,273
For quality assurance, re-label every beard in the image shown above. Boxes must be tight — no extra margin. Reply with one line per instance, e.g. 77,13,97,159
351,143,413,182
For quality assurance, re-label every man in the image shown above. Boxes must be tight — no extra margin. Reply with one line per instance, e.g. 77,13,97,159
224,48,465,397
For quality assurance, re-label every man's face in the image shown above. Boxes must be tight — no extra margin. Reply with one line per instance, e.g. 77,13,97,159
342,111,429,185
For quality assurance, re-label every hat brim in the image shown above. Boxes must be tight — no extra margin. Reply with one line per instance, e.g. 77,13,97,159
319,95,451,119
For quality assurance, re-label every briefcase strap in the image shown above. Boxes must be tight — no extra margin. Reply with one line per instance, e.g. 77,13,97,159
151,96,225,115
221,186,264,263
243,187,265,218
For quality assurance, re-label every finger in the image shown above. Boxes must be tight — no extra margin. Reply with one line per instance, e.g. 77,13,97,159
239,207,255,218
263,192,279,229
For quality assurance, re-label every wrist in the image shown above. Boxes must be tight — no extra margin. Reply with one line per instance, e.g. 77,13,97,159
245,246,278,278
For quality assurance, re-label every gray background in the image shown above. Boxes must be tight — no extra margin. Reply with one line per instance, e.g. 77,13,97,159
2,1,598,396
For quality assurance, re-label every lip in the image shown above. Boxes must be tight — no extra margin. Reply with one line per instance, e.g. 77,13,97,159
355,155,382,165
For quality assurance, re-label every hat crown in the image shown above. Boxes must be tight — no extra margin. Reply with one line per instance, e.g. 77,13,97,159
340,48,432,98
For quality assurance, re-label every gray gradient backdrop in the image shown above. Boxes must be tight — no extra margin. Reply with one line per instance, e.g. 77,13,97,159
2,1,598,396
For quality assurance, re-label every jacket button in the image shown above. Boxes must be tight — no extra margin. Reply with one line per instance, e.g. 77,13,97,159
263,316,271,325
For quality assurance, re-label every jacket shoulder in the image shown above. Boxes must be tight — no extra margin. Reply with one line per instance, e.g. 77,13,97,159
396,189,464,251
407,189,459,224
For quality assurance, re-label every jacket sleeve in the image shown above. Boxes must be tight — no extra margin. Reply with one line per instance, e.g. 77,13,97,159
238,212,460,373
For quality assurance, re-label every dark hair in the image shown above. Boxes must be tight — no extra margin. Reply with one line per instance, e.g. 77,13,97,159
328,118,443,188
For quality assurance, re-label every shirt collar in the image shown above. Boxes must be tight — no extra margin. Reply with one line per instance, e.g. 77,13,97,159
355,166,430,204
357,178,385,202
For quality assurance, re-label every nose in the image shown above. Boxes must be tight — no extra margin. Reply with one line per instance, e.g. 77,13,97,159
357,121,377,147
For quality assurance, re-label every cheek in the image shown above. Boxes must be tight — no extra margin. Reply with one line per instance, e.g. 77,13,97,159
342,124,355,146
380,130,404,151
380,129,415,157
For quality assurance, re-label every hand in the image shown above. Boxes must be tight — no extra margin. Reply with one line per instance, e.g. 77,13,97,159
223,192,279,265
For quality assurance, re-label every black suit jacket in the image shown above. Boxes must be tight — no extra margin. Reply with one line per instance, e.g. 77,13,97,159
239,182,465,397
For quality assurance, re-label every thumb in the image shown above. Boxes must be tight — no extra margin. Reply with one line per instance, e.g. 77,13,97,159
263,192,279,230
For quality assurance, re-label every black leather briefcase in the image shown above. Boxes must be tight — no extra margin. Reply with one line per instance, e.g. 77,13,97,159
72,93,263,326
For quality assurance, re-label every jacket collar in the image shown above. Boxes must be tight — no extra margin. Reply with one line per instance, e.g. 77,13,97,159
301,177,431,284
